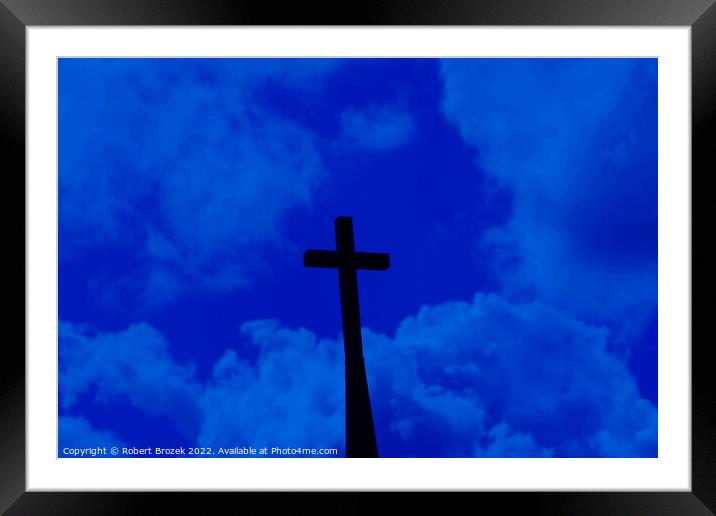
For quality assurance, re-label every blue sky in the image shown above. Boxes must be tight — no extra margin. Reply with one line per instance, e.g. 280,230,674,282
58,58,657,458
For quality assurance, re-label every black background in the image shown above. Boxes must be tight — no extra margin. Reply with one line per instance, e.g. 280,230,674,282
1,1,713,514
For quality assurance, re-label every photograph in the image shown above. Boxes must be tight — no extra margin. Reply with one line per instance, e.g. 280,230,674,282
57,57,658,460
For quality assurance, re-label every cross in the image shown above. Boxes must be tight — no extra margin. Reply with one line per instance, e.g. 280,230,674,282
304,216,390,458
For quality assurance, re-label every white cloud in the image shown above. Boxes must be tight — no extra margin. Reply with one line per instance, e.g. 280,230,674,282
59,291,656,457
59,321,203,437
59,59,335,306
59,416,127,451
439,59,658,325
364,292,656,457
339,102,415,150
476,422,553,458
199,320,344,451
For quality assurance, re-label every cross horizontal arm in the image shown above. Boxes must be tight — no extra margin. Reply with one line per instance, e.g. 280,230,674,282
304,250,390,271
353,252,390,271
304,250,340,268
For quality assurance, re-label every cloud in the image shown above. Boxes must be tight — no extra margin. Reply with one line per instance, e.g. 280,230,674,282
364,293,656,457
59,291,656,457
58,416,127,454
339,102,415,150
59,321,202,437
439,59,658,328
59,59,335,306
476,422,554,458
199,320,344,453
58,318,344,454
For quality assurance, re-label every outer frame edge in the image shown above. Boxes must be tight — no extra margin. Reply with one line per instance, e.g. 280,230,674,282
6,0,714,514
0,0,714,26
0,0,27,514
691,1,716,514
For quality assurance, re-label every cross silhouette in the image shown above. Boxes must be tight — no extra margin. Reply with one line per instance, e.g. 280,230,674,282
304,216,389,458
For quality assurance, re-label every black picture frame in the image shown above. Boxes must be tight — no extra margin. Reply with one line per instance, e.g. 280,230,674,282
2,1,713,514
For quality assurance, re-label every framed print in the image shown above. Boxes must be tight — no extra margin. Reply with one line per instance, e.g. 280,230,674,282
3,0,714,514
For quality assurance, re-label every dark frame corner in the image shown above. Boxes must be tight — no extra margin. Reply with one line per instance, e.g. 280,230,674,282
2,0,713,514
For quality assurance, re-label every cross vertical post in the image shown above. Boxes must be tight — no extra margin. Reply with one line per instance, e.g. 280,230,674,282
303,216,390,458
